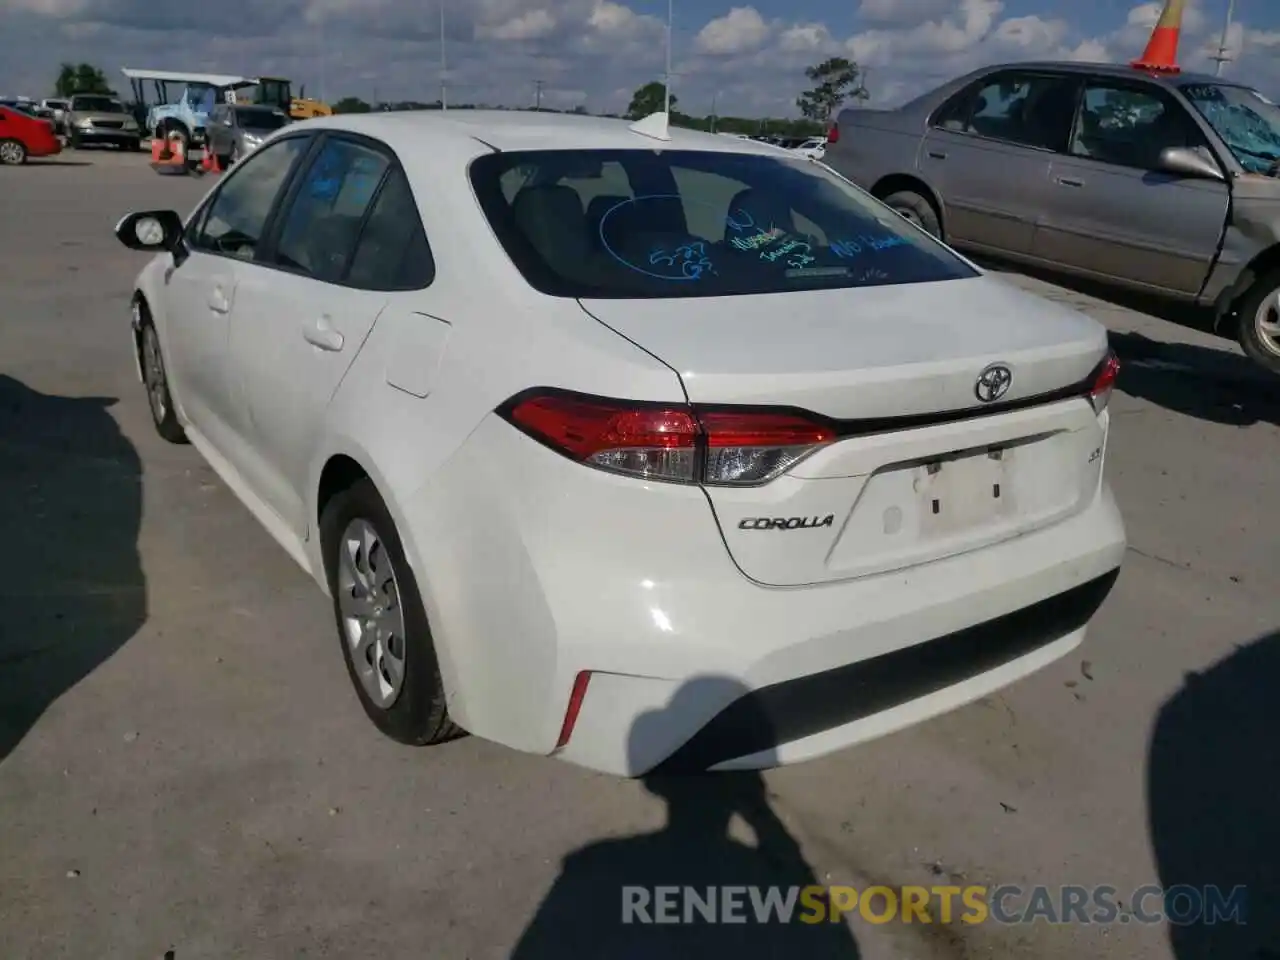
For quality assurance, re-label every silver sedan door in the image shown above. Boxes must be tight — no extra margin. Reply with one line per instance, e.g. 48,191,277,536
918,70,1080,256
1032,79,1229,296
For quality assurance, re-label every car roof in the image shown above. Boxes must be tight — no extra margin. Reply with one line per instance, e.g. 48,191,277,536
978,60,1254,90
300,110,805,157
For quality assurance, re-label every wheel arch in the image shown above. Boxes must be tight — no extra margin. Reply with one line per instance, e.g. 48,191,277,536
310,443,471,728
869,173,946,236
156,116,191,141
1213,243,1280,337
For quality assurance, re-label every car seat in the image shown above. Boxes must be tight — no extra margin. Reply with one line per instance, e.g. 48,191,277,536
722,188,796,244
512,184,592,278
585,195,629,250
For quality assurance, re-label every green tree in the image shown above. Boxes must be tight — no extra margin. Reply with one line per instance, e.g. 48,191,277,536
332,96,372,114
55,62,113,97
796,57,865,123
627,81,676,120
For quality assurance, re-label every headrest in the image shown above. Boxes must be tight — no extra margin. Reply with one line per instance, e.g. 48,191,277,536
512,184,590,272
723,187,795,243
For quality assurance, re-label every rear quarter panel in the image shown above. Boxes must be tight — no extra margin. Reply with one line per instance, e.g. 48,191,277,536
826,108,926,190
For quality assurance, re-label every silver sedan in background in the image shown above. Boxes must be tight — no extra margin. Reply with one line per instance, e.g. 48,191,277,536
205,103,291,167
825,60,1280,376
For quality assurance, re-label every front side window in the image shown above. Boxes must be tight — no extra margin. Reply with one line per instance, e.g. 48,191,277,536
469,149,977,300
273,137,390,282
1181,82,1280,175
191,136,308,260
1071,83,1205,170
963,73,1079,152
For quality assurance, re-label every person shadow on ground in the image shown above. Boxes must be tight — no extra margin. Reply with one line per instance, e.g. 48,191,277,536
510,679,861,959
0,375,146,762
1148,629,1280,959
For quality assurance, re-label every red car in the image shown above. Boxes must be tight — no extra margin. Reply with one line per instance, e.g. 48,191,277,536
0,105,62,165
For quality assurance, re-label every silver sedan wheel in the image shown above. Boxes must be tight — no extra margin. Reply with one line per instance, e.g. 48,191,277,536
141,324,168,423
1254,287,1280,358
0,141,25,165
336,518,407,709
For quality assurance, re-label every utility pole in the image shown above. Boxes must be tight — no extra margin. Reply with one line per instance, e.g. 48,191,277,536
534,79,545,111
1212,0,1236,76
439,0,448,110
663,0,673,115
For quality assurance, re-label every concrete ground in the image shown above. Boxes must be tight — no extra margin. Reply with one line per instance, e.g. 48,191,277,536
1,147,1276,960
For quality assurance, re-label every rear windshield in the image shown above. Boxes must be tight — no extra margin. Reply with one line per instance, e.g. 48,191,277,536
235,107,290,130
469,149,977,299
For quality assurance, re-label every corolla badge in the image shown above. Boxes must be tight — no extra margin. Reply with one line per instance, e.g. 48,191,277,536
975,363,1013,403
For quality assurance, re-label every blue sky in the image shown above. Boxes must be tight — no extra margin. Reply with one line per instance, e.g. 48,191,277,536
2,0,1278,115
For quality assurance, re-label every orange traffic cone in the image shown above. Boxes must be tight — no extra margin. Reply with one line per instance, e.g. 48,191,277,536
1131,0,1185,73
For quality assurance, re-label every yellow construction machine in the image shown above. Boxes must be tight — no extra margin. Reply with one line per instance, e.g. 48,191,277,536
229,77,331,120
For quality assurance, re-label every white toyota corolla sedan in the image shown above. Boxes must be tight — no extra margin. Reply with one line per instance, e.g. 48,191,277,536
115,109,1125,776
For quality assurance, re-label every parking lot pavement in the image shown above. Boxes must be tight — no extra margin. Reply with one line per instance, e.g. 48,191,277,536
1,149,1276,960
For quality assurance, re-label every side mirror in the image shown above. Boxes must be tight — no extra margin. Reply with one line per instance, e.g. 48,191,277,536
114,210,184,252
1160,146,1225,181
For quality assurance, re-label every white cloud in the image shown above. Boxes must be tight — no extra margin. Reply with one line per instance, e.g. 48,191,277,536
695,7,772,56
779,22,832,54
993,15,1068,50
587,0,654,38
2,0,1279,120
480,8,556,41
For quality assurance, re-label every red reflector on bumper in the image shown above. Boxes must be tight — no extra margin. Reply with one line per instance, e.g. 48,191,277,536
556,671,592,749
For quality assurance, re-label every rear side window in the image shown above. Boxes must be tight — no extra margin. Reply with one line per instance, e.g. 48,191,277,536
347,168,436,290
963,73,1079,152
273,138,390,283
469,149,976,299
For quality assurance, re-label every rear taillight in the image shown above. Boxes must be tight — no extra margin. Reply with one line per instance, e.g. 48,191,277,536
827,122,839,145
503,391,836,486
1088,350,1120,413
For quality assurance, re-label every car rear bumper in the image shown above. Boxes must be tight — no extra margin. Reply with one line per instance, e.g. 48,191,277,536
399,414,1126,777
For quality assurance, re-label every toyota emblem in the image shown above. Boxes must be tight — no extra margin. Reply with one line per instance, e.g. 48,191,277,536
975,363,1013,403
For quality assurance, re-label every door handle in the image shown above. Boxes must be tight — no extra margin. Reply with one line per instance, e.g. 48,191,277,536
1055,176,1085,187
927,150,947,160
303,316,344,352
208,286,230,314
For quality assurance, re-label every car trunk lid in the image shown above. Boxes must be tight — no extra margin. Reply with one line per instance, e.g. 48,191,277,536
579,275,1111,586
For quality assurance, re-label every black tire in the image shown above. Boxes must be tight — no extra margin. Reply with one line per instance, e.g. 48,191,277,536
216,152,232,170
128,138,142,152
159,122,189,160
136,306,188,444
1235,271,1280,376
69,130,82,150
321,478,461,746
882,189,942,239
0,138,27,165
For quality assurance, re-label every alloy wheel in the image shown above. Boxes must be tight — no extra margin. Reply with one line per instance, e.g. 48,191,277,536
141,324,168,423
0,141,24,165
1253,287,1280,358
336,518,408,709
